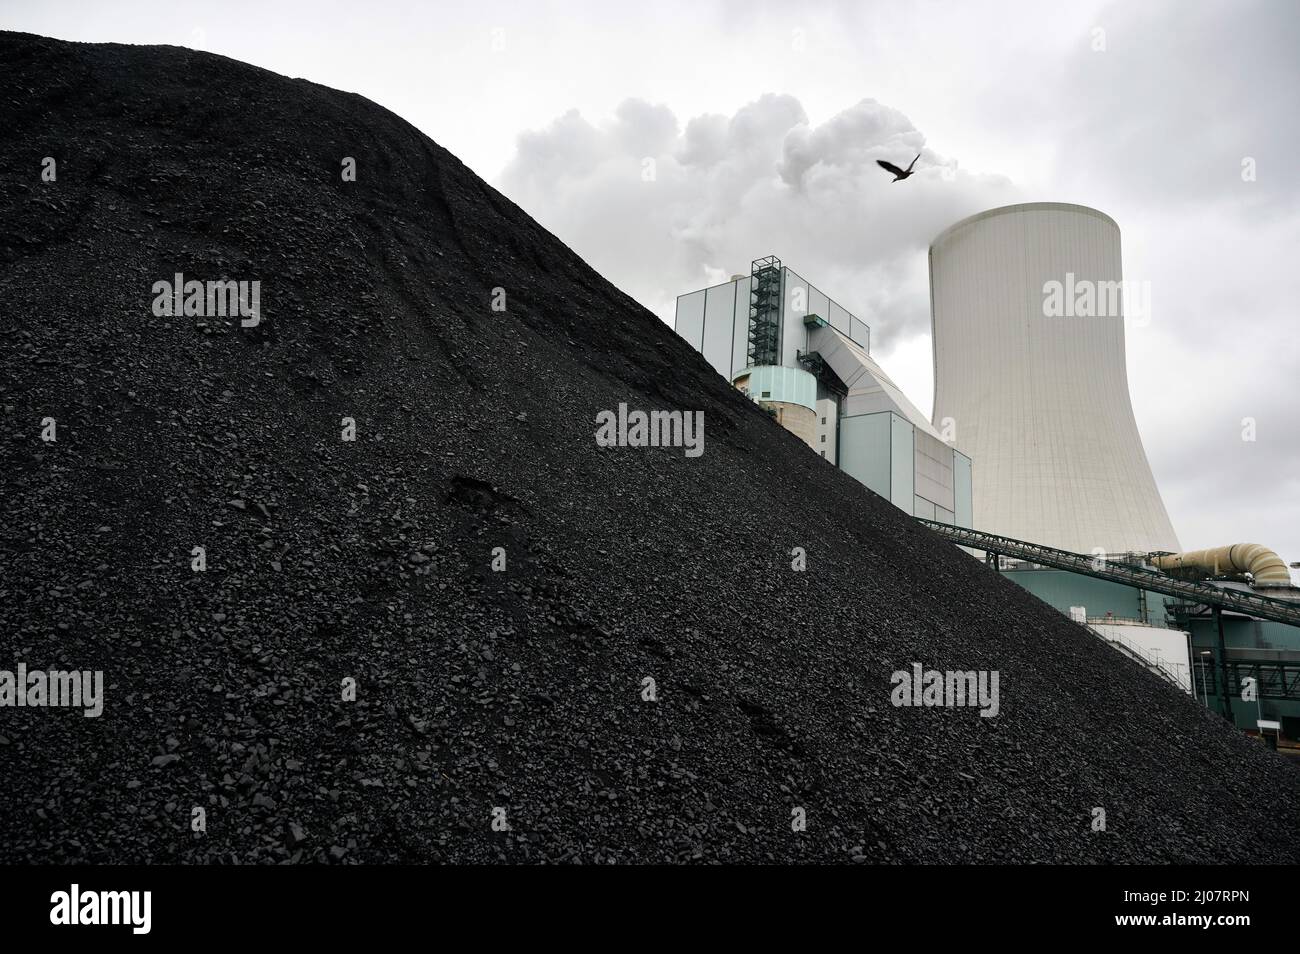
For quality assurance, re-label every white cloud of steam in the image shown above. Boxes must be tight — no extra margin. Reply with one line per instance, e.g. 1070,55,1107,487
498,95,1019,353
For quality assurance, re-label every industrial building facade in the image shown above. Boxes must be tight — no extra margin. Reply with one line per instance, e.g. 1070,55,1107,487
672,216,1299,744
674,257,972,526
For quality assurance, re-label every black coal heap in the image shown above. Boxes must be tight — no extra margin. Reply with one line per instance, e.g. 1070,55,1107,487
1,32,1295,863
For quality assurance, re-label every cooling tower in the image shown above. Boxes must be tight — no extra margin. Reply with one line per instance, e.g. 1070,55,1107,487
929,202,1179,555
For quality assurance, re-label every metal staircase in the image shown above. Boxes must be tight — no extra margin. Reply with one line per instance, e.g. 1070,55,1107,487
746,256,782,368
1082,623,1184,689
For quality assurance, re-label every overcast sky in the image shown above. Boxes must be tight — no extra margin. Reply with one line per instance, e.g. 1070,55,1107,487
6,0,1298,570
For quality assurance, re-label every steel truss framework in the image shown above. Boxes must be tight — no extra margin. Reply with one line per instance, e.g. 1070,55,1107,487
916,520,1300,628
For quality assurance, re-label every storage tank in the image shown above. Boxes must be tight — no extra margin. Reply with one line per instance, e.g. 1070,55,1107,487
928,202,1179,554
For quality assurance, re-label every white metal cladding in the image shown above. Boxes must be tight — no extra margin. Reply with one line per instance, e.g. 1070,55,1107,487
815,393,838,462
673,267,872,382
913,428,955,514
701,282,737,377
785,267,870,353
849,316,871,352
674,289,705,352
889,415,914,511
808,285,829,334
828,300,851,336
781,269,808,368
838,411,892,498
954,452,973,527
929,202,1180,554
673,281,746,379
807,324,943,440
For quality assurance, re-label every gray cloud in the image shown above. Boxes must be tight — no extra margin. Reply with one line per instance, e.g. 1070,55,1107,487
1044,0,1300,565
777,98,919,189
1057,0,1300,212
498,94,1018,350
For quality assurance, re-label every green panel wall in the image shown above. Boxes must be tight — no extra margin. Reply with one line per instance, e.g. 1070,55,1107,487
1006,565,1300,739
1187,616,1300,733
743,365,817,411
1003,567,1146,620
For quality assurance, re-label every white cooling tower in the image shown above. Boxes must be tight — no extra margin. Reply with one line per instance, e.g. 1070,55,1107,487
928,202,1179,554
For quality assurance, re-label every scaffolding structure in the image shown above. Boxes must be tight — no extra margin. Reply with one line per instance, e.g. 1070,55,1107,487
747,256,782,368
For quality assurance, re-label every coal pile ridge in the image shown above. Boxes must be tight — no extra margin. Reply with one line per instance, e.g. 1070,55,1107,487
1,32,1296,864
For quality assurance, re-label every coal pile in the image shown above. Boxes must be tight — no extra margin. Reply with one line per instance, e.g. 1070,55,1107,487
1,31,1296,864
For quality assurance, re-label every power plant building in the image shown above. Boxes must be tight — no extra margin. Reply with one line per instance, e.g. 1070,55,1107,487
674,257,972,526
672,211,1300,744
672,217,1300,741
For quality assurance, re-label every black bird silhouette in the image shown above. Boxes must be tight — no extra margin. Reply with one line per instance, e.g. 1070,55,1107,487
876,153,920,182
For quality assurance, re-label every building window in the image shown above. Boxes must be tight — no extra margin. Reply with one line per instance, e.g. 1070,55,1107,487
761,391,771,398
820,435,826,442
820,451,826,457
821,416,826,424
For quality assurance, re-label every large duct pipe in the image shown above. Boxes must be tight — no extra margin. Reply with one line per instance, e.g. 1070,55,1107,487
1152,544,1293,589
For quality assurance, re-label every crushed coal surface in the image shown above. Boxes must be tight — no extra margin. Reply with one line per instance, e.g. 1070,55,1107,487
1,32,1296,864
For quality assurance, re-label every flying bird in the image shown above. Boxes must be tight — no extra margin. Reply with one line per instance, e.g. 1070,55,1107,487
876,153,920,182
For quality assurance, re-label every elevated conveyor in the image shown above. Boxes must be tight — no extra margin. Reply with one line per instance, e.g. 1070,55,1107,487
917,520,1300,628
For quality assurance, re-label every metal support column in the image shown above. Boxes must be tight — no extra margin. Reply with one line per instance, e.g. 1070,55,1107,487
1215,606,1233,723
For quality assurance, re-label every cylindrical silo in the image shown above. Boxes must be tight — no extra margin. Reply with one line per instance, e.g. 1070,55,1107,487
928,202,1179,554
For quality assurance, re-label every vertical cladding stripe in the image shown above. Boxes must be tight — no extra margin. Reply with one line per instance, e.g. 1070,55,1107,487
673,290,707,353
703,283,739,376
776,267,785,370
704,285,716,370
726,279,737,378
697,290,705,350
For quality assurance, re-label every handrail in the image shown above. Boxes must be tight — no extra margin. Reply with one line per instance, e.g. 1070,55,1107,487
1086,624,1184,689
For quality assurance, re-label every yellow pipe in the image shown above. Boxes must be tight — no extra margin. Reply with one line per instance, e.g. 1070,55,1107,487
1152,544,1292,589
